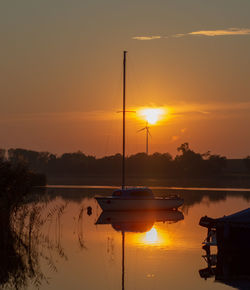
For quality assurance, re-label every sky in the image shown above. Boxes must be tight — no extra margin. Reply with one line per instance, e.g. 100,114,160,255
1,0,250,158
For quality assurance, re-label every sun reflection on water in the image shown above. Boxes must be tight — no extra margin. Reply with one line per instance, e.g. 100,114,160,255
130,225,172,247
144,227,158,243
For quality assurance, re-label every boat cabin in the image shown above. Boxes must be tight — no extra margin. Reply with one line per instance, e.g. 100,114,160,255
112,187,154,199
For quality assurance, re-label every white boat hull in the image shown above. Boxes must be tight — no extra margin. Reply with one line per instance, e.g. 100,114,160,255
95,197,183,211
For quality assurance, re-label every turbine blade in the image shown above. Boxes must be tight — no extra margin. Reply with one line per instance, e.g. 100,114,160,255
137,127,146,132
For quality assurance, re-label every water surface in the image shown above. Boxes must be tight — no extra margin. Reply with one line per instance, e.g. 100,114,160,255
3,187,250,290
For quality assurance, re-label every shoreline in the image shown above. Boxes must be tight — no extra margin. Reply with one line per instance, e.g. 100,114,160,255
40,184,250,192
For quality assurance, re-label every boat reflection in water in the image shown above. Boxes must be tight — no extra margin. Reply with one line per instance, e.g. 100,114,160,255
96,210,184,290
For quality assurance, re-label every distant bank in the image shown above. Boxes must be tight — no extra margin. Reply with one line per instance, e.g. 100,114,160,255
1,145,250,188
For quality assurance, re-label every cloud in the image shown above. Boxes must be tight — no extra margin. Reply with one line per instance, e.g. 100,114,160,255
173,33,186,38
132,28,250,40
188,28,250,37
2,101,250,125
132,36,163,41
165,101,250,123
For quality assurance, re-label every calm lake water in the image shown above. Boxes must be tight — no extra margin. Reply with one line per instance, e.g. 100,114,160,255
4,187,250,290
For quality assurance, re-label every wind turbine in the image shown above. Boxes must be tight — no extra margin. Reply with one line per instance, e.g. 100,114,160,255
138,121,152,155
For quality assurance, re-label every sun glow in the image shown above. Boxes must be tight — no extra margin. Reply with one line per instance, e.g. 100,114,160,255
138,108,166,125
129,225,175,247
144,227,158,243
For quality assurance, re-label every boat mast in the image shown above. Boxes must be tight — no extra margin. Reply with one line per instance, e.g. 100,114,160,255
122,231,125,290
146,121,149,155
122,51,127,189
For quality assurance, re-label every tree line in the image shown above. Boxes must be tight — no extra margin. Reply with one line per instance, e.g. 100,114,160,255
0,143,234,179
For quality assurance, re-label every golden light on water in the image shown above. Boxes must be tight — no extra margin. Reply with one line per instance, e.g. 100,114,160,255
137,108,167,125
144,227,158,243
130,225,171,247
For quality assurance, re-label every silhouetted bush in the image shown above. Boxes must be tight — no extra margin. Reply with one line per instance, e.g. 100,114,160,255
0,159,46,209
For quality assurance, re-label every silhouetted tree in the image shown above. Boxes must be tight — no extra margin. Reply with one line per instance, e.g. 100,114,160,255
0,159,46,211
206,154,227,175
0,149,6,161
244,156,250,172
2,144,232,181
174,143,227,177
8,148,54,174
175,143,204,177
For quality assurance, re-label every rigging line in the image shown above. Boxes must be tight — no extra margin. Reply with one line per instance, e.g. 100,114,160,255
104,53,123,156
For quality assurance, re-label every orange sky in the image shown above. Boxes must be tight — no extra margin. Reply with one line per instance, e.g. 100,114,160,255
1,0,250,157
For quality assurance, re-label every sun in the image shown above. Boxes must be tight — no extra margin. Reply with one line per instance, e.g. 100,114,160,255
138,108,165,125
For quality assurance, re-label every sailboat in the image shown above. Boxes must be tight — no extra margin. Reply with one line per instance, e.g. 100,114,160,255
95,51,184,211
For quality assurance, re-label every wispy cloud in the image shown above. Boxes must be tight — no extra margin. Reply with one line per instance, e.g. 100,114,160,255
2,102,250,124
132,28,250,40
132,36,163,41
166,101,250,123
188,28,250,37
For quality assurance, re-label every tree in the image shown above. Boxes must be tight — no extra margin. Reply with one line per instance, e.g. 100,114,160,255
177,142,190,154
206,154,227,175
175,143,204,177
244,156,250,172
0,149,6,161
